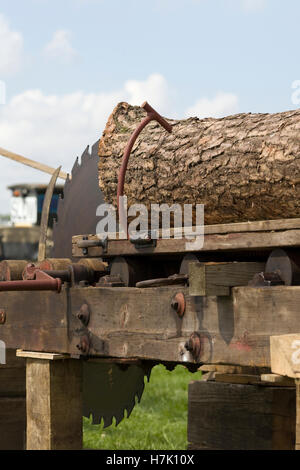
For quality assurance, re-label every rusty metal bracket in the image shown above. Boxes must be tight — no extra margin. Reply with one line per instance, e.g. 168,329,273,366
117,102,172,237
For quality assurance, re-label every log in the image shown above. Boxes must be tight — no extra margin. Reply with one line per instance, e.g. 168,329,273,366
98,103,300,225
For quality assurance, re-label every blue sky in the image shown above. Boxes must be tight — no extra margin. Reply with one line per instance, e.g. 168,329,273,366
0,0,299,211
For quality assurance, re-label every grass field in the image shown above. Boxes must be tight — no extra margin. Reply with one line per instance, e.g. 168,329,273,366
83,364,202,450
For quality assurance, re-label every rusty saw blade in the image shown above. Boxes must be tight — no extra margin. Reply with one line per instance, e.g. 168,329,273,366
38,166,62,262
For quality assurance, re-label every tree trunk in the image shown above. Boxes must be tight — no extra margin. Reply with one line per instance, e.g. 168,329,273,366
98,102,300,225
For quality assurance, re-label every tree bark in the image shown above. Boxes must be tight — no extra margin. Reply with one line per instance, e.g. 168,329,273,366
98,102,300,225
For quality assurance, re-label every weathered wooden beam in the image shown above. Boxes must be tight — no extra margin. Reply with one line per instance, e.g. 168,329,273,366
199,364,266,374
0,146,68,180
1,286,300,368
188,261,264,296
26,357,82,450
214,373,261,385
188,380,296,450
72,227,300,258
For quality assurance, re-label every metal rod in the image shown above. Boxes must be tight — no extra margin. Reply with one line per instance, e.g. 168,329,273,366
0,278,61,292
38,166,62,262
117,102,172,237
0,146,68,180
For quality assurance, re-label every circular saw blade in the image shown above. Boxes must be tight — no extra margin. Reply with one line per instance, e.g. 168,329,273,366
51,141,104,260
52,141,152,426
83,361,151,428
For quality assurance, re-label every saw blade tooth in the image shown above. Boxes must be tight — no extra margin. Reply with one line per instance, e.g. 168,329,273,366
91,413,102,425
71,156,80,177
135,383,145,403
91,140,99,157
103,414,113,429
81,145,90,164
126,406,134,420
114,410,125,427
82,408,91,420
125,397,137,419
146,369,152,382
51,139,103,260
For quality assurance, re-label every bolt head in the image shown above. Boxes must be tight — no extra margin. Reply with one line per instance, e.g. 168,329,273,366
0,309,6,324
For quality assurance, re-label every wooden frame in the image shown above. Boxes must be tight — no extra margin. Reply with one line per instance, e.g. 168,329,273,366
1,284,300,368
72,217,300,258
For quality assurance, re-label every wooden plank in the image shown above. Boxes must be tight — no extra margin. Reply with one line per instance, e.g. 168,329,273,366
0,146,68,180
76,217,300,240
261,374,295,387
189,261,264,296
215,372,295,386
26,358,82,450
271,334,300,378
199,364,267,374
72,227,300,257
188,380,296,450
214,373,261,385
17,350,68,361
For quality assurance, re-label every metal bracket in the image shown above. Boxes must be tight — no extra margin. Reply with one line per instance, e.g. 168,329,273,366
130,231,157,249
77,236,108,255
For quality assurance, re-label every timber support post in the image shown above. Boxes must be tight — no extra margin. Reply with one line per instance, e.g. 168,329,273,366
17,351,83,450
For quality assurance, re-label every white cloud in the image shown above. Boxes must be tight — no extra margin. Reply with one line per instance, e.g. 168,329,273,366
0,73,172,211
241,0,266,11
185,91,239,119
44,30,78,63
0,14,23,76
124,74,172,115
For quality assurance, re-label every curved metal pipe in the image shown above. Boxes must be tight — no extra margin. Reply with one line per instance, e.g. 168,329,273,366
117,101,172,237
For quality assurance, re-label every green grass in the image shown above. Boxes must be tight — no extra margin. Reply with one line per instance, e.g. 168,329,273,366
83,364,202,450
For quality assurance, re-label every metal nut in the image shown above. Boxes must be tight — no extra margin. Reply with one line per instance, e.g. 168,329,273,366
77,304,90,326
185,332,201,360
171,293,185,317
76,335,90,354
